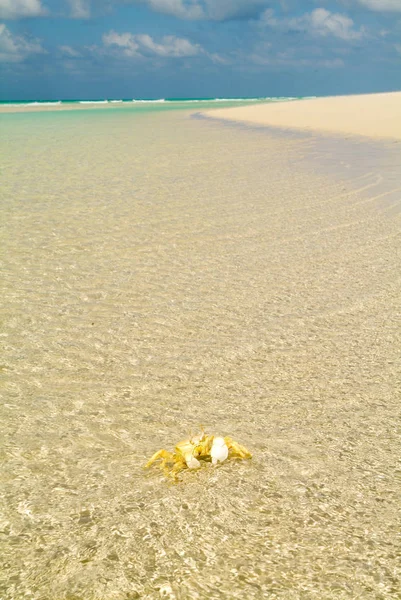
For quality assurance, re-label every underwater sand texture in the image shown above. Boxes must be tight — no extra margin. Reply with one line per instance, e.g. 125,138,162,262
0,108,400,599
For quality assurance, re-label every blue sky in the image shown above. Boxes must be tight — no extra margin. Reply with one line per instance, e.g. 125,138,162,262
1,0,400,99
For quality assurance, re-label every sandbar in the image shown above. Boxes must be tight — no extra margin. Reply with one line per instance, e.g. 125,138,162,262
207,91,401,141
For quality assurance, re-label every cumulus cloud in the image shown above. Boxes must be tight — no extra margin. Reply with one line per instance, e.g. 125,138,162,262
299,8,365,40
0,23,45,61
0,0,45,19
102,30,202,57
72,0,329,22
125,0,269,20
64,0,202,21
135,33,201,56
262,8,366,41
103,30,140,56
138,0,204,19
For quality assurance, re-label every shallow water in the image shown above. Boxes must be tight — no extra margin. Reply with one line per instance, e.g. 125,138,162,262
1,108,400,599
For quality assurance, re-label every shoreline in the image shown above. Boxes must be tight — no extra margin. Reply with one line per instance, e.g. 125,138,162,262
0,97,296,114
205,91,401,142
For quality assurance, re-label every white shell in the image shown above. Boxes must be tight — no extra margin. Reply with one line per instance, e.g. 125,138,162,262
211,437,228,465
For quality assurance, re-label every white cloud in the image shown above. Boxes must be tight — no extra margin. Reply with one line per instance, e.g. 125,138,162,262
68,0,90,18
102,30,202,57
0,0,45,19
59,44,81,56
127,0,269,21
358,0,401,12
262,8,366,41
135,33,201,56
208,52,230,64
140,0,204,19
103,30,140,56
0,23,45,61
299,8,365,40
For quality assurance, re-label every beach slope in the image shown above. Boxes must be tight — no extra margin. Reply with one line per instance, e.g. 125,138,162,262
206,91,401,141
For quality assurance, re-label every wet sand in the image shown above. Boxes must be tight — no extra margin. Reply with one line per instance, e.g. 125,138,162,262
0,105,400,599
207,91,401,140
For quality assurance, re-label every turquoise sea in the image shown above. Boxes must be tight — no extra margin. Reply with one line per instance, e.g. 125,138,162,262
0,96,309,115
1,100,400,600
0,96,305,105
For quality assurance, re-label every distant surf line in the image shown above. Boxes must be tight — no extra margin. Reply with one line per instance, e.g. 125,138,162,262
0,96,314,108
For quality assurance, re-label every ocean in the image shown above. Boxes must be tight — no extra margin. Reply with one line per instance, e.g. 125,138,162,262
0,96,304,108
1,104,400,599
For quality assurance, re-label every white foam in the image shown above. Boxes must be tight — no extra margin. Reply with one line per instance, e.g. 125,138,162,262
79,100,109,104
131,99,166,103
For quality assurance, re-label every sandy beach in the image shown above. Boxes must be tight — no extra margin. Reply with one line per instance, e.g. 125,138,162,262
1,98,400,599
207,91,401,141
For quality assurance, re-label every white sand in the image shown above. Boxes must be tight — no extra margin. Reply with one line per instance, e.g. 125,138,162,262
207,91,401,141
1,104,401,599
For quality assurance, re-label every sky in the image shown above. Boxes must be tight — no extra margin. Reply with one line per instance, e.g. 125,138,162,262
0,0,401,100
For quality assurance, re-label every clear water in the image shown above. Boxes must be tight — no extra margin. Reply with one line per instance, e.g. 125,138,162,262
0,108,400,599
